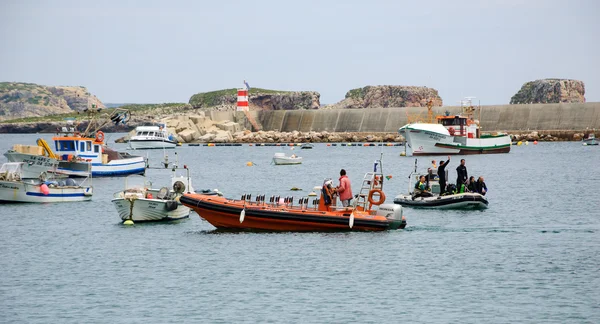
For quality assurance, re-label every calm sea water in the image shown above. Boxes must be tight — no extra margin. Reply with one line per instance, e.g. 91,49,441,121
0,133,599,323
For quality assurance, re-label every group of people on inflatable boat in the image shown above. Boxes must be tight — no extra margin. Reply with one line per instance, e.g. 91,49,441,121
413,157,487,199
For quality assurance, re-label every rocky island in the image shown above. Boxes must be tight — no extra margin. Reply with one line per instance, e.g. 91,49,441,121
510,79,585,104
0,82,105,120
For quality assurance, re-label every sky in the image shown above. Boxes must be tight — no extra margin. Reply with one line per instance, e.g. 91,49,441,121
1,0,598,105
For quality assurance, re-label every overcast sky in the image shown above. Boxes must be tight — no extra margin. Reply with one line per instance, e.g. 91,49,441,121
1,0,598,105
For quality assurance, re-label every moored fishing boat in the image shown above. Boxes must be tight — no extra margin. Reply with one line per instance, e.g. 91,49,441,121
582,133,597,146
0,162,93,203
180,159,407,231
5,139,91,177
111,154,220,223
398,98,511,155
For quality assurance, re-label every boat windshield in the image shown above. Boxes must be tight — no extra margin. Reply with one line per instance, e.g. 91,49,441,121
56,140,76,152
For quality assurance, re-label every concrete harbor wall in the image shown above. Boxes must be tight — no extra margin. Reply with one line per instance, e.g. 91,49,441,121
226,102,600,133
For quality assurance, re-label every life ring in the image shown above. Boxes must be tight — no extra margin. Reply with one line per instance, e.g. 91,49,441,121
448,127,455,135
95,131,105,142
368,189,386,205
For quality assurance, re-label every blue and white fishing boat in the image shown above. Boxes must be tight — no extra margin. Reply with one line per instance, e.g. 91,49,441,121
51,131,146,177
0,162,93,203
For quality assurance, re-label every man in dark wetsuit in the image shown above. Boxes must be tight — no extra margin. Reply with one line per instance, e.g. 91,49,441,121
437,156,450,194
456,159,468,191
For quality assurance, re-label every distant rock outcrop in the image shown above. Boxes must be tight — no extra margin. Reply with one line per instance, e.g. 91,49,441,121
325,85,443,109
0,82,105,120
189,88,320,111
510,79,585,104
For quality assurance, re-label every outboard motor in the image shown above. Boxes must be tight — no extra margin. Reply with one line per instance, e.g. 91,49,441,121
374,204,403,221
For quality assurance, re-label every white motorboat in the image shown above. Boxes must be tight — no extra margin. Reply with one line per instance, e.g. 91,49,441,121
582,134,598,146
111,157,220,223
398,98,511,156
0,162,93,203
128,124,178,150
272,152,302,165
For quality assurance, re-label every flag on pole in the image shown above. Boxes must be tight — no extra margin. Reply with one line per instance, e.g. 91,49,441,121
244,80,250,90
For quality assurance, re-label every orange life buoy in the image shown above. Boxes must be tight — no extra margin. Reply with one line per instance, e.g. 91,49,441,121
448,127,455,135
368,189,386,205
95,131,105,142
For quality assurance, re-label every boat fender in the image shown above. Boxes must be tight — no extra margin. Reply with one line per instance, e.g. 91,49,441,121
165,200,178,211
95,131,105,142
368,189,386,205
40,184,50,196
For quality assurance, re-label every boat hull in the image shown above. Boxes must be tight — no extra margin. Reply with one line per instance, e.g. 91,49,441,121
393,192,488,209
0,180,93,203
111,198,190,222
92,156,146,177
272,157,302,165
129,139,178,150
403,125,511,155
180,194,406,231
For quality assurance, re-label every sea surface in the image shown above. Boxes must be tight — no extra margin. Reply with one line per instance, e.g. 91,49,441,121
0,133,599,323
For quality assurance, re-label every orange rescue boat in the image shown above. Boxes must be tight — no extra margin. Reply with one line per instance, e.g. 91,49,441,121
181,160,407,231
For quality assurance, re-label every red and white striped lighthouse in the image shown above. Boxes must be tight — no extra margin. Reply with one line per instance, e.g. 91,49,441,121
236,82,249,112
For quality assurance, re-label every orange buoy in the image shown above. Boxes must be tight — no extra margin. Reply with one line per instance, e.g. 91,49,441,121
533,141,538,145
40,184,50,195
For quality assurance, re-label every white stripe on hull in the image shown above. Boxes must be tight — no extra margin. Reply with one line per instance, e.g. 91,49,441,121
112,198,190,222
0,181,93,203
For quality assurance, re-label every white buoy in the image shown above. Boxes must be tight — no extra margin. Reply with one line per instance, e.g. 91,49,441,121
349,211,355,229
123,219,134,225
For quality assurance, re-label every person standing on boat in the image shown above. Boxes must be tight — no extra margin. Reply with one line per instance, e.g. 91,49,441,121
336,169,353,207
456,159,468,191
437,156,450,194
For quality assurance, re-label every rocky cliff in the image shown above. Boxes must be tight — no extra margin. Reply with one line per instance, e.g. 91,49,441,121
510,79,585,104
0,82,105,121
189,88,320,111
325,85,443,109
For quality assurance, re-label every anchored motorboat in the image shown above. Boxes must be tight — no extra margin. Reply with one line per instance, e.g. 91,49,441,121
128,123,178,150
0,162,93,203
180,158,407,231
272,152,302,165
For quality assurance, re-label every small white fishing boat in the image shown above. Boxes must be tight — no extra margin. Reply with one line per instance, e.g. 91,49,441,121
582,134,597,146
0,162,93,203
128,123,178,150
300,143,314,149
111,155,220,223
5,140,91,177
272,152,302,165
